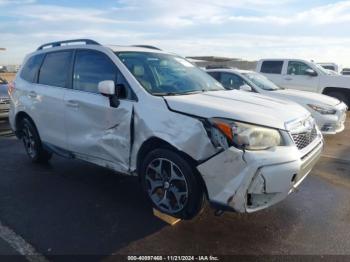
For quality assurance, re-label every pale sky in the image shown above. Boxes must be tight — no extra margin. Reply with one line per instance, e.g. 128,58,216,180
1,0,350,67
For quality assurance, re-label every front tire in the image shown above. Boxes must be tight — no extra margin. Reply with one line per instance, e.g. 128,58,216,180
326,91,349,108
19,118,52,163
140,148,204,219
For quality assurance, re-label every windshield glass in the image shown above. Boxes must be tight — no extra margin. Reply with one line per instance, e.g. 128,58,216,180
242,72,281,91
115,52,224,95
314,63,334,75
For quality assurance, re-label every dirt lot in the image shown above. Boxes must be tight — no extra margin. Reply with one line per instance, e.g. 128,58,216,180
0,72,16,82
0,114,349,261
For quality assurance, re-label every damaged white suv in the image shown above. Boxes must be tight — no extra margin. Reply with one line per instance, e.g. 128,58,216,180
9,39,323,219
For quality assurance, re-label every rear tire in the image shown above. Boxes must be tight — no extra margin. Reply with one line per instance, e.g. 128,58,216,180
19,118,52,163
326,91,349,108
140,148,205,220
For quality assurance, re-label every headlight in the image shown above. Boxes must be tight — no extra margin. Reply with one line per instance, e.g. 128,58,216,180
208,118,283,150
307,104,336,115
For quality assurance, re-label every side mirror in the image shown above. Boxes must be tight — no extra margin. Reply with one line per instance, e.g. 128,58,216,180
98,80,115,96
305,69,317,77
239,84,252,92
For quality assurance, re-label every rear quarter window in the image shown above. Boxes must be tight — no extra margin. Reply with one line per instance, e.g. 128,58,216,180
20,54,45,83
260,61,283,74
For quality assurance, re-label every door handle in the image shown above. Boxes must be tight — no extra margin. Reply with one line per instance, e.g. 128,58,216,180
28,91,37,98
66,100,79,108
284,77,292,81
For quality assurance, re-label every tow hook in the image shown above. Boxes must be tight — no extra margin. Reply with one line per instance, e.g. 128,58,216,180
214,209,224,216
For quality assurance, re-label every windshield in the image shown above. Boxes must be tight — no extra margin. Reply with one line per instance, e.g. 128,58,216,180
314,63,335,75
115,52,224,96
242,72,281,91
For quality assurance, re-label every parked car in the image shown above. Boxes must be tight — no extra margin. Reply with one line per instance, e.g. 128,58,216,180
0,77,10,119
206,68,347,135
341,68,350,76
9,39,323,219
317,63,339,73
256,59,350,107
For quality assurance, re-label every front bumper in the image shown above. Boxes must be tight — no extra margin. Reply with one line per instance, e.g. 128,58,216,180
317,103,347,135
197,133,323,213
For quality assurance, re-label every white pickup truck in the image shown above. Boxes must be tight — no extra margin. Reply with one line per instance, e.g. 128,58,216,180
256,59,350,107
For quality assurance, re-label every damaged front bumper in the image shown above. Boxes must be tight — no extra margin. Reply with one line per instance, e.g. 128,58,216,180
197,134,323,213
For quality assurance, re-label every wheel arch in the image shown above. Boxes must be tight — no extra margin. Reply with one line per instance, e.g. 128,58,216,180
322,87,350,97
15,111,37,137
322,87,350,106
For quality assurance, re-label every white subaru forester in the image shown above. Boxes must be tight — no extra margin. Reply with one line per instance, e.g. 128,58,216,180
9,39,323,219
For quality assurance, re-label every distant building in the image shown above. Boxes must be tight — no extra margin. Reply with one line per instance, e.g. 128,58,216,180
186,56,257,70
0,65,20,73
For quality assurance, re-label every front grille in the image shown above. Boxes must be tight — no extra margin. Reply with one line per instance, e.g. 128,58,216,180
0,97,10,104
292,125,318,150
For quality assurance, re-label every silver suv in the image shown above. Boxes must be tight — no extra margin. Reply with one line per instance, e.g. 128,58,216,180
9,39,323,219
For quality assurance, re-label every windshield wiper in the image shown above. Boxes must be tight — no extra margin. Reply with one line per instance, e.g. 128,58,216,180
153,90,204,96
152,92,181,96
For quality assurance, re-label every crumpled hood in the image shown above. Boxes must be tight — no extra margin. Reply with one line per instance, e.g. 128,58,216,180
272,89,340,107
165,90,310,130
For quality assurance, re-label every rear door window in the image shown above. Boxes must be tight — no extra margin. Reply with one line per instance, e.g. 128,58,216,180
261,61,283,74
20,54,45,83
38,51,73,88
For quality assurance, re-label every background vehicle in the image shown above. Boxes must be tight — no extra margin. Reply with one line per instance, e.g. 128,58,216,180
341,68,350,76
317,63,339,73
207,68,347,135
0,77,10,119
256,59,350,107
9,39,323,219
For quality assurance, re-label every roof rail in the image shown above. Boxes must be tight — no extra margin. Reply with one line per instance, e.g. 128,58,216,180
131,45,162,51
37,39,100,51
205,65,234,70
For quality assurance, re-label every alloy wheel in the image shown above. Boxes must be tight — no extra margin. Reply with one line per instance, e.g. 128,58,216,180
145,158,189,214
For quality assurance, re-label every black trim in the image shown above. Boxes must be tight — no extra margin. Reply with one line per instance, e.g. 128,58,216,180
128,106,135,171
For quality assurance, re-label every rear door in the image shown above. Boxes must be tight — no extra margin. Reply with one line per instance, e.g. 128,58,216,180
281,60,320,92
64,49,134,173
32,50,73,149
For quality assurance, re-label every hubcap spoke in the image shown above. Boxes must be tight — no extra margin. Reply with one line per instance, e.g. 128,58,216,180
149,159,162,176
169,187,187,207
145,158,189,214
158,191,171,210
146,177,163,194
169,163,185,183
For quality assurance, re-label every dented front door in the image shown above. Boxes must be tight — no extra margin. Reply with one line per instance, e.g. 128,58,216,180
64,89,133,173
